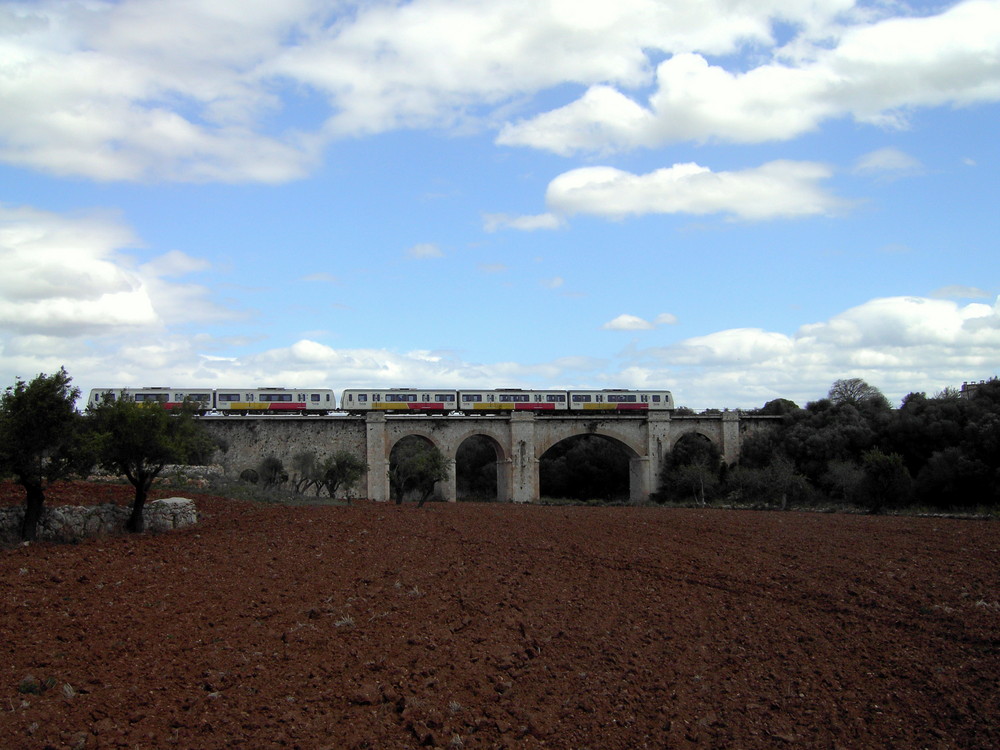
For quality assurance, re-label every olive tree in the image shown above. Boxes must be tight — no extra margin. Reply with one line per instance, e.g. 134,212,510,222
0,368,91,541
88,395,215,532
319,451,367,500
389,438,450,507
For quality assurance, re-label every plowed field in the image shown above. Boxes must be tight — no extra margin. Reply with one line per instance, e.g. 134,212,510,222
2,482,998,749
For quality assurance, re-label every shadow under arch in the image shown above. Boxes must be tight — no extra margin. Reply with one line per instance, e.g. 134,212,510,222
456,434,506,501
538,433,637,503
388,434,446,504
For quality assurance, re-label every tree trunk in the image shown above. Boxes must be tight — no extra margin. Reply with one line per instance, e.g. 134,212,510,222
126,482,149,533
20,481,45,541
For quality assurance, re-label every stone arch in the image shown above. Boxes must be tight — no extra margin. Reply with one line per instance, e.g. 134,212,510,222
534,424,644,460
386,428,447,457
455,433,507,502
537,431,642,504
668,423,724,455
387,433,449,504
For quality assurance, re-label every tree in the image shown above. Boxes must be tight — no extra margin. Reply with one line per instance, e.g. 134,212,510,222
0,368,90,541
757,398,800,416
319,451,367,499
88,395,215,532
858,448,912,513
257,456,288,487
828,378,891,410
290,451,320,495
652,433,723,505
389,438,450,506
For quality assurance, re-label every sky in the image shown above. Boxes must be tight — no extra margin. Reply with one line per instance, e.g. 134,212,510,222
1,0,998,410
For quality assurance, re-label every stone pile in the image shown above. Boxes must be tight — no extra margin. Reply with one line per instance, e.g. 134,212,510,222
0,497,197,544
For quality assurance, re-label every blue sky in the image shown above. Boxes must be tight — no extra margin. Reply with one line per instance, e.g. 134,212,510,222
1,0,998,409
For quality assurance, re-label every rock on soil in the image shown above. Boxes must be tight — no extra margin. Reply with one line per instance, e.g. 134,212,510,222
1,481,998,749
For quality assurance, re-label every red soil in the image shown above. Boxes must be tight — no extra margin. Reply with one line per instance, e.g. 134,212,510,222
1,482,998,749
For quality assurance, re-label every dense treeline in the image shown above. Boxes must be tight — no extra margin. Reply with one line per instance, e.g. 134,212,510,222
656,378,1000,512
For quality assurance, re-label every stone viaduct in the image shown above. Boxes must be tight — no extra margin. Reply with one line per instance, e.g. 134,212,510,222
202,412,779,503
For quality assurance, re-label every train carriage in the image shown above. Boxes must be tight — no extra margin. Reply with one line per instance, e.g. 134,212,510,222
88,387,213,411
341,388,458,414
458,389,570,413
213,388,335,414
567,389,674,412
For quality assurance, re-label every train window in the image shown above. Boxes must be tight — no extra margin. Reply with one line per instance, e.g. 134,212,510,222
652,395,660,402
219,393,239,402
311,394,320,402
546,394,566,402
463,394,481,402
572,395,591,402
326,394,331,401
499,394,529,402
435,394,454,402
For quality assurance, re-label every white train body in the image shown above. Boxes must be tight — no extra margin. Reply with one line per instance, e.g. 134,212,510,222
567,389,674,411
457,389,569,412
213,388,335,414
341,388,458,413
340,388,674,414
87,386,673,415
87,387,335,414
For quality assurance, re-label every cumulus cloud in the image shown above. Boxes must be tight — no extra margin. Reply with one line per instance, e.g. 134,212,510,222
546,160,846,221
0,204,231,336
3,1,997,181
602,313,677,331
629,295,1000,406
498,0,1000,155
4,287,996,412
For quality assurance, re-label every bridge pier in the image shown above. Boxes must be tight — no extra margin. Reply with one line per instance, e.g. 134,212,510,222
365,412,389,502
510,412,539,503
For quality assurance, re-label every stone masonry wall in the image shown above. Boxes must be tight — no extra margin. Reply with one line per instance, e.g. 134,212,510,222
0,498,198,544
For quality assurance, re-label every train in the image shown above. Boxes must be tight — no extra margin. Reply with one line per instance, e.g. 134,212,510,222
87,386,674,415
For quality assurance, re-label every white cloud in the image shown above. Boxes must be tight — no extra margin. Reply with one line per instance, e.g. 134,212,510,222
629,295,1000,406
546,160,845,221
602,313,677,330
483,212,562,232
0,204,232,336
542,276,565,289
853,147,922,176
3,289,996,412
407,242,444,259
603,314,655,331
5,1,996,181
499,0,1000,155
